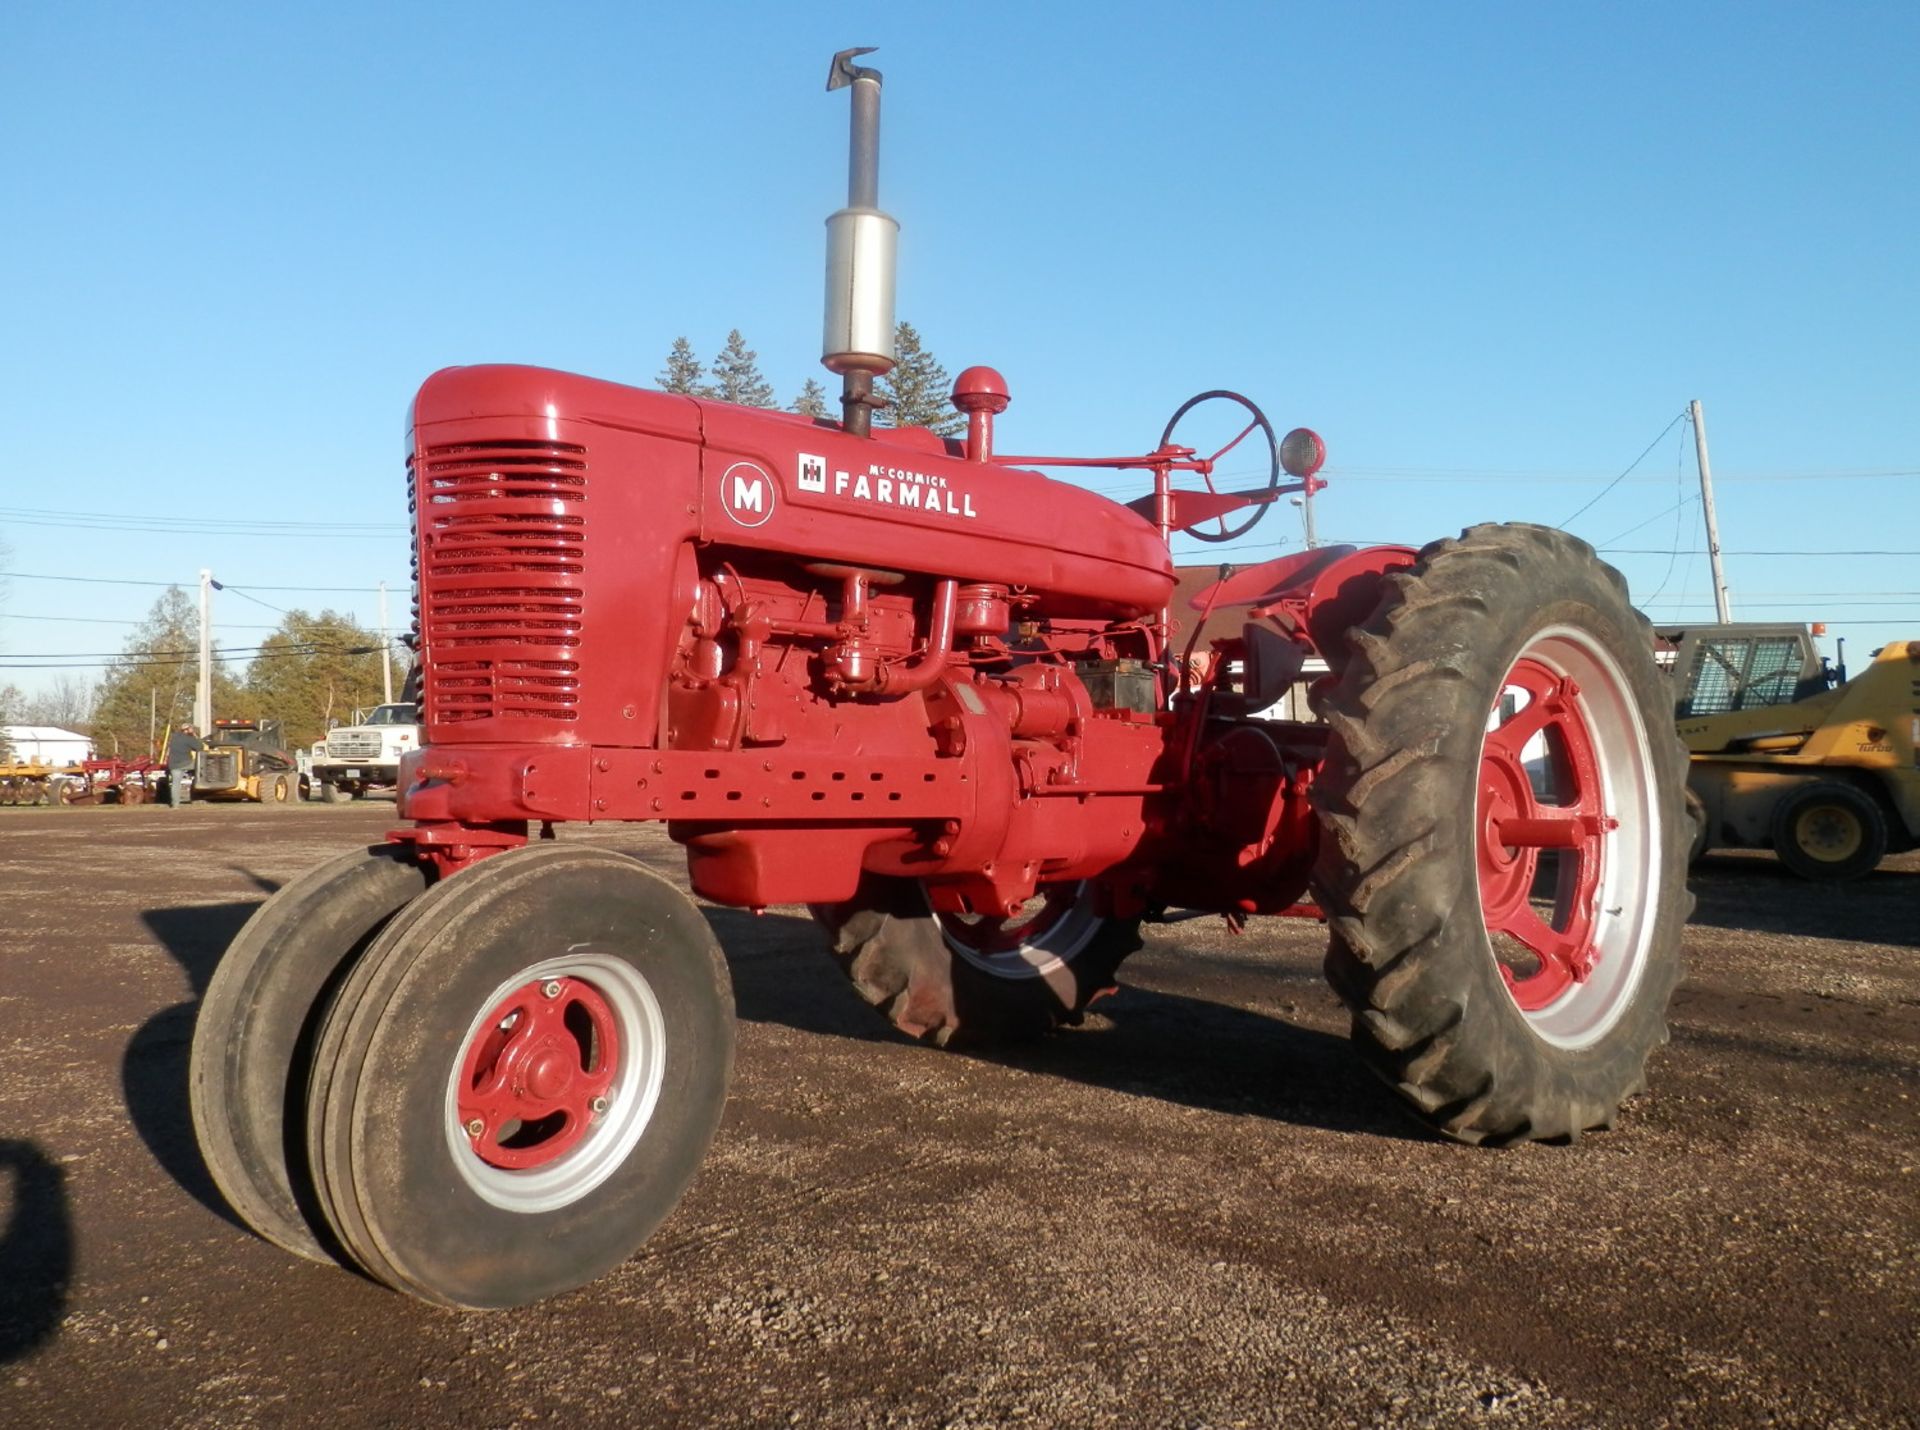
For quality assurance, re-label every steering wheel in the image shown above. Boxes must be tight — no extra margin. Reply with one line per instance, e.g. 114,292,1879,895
1158,390,1279,544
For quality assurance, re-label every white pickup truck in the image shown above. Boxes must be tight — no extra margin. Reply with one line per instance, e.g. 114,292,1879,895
310,703,419,802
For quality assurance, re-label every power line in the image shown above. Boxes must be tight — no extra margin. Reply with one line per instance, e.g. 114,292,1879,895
0,513,403,540
1597,495,1696,550
1558,410,1690,528
0,570,405,591
0,612,287,629
0,639,379,662
1313,466,1920,485
1606,547,1920,557
0,642,384,671
1,504,393,532
214,582,292,617
1638,599,1920,610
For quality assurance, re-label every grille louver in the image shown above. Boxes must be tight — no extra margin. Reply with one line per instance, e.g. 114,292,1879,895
411,439,587,725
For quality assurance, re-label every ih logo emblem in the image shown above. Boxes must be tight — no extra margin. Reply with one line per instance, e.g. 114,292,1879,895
798,452,827,493
719,461,776,528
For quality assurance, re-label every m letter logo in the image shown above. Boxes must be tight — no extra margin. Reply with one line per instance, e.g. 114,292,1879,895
797,452,827,493
719,461,775,528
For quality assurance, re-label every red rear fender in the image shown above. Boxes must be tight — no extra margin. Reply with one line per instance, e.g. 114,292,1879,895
1187,544,1419,669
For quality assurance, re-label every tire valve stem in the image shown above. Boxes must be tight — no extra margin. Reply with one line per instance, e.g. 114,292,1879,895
465,1117,486,1140
588,1096,610,1119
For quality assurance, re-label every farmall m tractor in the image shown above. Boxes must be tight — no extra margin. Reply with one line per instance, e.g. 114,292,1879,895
191,52,1690,1309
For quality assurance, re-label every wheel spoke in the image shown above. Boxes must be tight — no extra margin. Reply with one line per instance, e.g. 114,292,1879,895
1486,683,1563,762
1496,903,1583,982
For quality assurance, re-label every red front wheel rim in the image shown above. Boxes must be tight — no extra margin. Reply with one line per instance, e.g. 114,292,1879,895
456,976,620,1172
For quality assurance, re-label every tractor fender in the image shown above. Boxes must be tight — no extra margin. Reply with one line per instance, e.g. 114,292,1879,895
1186,544,1418,669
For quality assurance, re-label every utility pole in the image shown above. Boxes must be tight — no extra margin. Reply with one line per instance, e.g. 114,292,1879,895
148,687,157,759
195,568,214,734
1690,400,1733,622
377,580,393,704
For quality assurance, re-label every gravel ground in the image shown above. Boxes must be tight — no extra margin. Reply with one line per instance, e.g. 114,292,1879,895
0,804,1914,1428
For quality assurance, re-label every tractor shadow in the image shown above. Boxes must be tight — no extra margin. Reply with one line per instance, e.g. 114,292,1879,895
0,1139,73,1365
1686,853,1920,947
124,898,274,1234
706,909,1435,1144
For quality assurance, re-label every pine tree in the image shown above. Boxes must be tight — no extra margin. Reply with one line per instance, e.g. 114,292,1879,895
790,378,831,420
707,330,777,408
89,587,244,758
880,321,964,436
243,609,389,751
657,337,707,396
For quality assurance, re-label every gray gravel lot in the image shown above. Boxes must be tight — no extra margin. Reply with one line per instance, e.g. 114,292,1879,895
0,804,1915,1427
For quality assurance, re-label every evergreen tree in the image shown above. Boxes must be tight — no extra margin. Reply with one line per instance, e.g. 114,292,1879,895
657,337,707,396
790,378,831,420
243,609,389,750
707,330,777,408
89,587,243,758
880,321,964,436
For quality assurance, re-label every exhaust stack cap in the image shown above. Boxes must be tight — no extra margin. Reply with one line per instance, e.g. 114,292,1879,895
823,47,897,378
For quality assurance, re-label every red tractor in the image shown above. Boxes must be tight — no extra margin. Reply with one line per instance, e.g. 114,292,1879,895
190,51,1690,1309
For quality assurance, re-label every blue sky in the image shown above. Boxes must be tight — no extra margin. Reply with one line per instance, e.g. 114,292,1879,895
3,2,1916,693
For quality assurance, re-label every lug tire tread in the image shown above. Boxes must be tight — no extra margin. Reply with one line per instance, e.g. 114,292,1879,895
812,878,1142,1048
1309,523,1693,1143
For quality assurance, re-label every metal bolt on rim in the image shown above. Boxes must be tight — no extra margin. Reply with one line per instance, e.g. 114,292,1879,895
1474,626,1660,1049
442,951,668,1214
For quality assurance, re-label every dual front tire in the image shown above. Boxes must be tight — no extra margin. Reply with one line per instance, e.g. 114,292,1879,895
191,844,734,1308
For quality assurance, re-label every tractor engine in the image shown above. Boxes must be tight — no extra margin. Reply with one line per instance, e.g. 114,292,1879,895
398,361,1341,921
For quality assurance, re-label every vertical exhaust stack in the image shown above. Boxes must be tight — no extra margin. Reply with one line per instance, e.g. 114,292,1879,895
823,47,898,439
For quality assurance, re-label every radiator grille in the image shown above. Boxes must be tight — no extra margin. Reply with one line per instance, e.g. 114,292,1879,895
411,438,587,725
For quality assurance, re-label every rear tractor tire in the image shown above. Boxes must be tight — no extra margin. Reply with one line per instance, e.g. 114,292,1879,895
259,772,294,807
304,844,735,1308
1771,780,1887,882
190,845,431,1261
812,877,1141,1047
1311,523,1691,1145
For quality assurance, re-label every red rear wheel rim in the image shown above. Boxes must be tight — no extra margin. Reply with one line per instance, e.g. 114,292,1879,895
1477,656,1615,1012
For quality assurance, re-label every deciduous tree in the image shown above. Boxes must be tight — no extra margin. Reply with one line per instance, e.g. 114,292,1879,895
242,610,388,750
19,674,93,731
89,587,243,758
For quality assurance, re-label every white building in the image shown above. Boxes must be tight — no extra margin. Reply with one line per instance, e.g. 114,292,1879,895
1,725,94,766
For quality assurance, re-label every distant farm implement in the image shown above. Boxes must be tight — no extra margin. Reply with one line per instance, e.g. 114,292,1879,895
0,756,165,805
